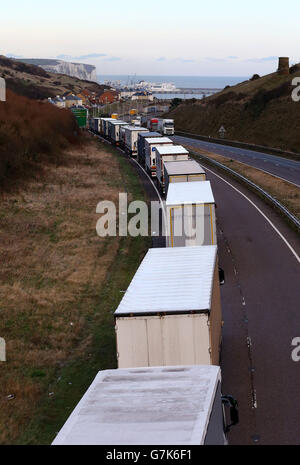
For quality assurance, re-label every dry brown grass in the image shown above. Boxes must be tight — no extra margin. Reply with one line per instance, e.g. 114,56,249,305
187,145,300,219
0,139,123,443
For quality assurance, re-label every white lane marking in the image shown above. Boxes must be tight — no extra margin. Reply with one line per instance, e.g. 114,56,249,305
205,166,300,264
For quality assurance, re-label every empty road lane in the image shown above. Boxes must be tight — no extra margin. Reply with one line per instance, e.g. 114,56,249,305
172,135,300,187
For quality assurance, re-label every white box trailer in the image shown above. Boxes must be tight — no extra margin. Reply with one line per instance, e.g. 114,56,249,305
164,159,206,194
119,124,129,148
115,246,222,369
144,137,173,177
155,145,189,193
89,117,101,133
166,181,216,247
108,120,128,144
100,117,115,137
52,365,238,445
137,131,161,166
125,126,149,156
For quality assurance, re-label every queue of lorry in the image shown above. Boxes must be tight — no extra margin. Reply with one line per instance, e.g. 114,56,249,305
52,114,239,446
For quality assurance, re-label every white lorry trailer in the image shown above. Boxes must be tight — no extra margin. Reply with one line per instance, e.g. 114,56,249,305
115,245,222,369
144,137,173,177
137,131,161,166
100,117,115,138
124,126,149,156
89,117,101,134
108,120,128,144
157,118,175,136
155,145,189,193
164,159,206,194
166,181,216,247
52,365,238,445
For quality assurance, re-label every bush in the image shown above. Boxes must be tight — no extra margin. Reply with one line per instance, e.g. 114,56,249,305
247,82,291,117
0,90,81,188
250,74,261,81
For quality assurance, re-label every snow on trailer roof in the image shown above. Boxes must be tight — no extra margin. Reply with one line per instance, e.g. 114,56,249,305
166,181,215,206
164,160,205,176
52,365,221,445
115,246,217,316
155,145,189,155
145,137,172,144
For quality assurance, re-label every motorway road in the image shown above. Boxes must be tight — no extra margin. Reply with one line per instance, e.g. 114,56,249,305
172,135,300,187
124,149,300,445
205,166,300,445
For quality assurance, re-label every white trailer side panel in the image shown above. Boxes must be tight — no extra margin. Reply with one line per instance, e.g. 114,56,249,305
116,313,211,369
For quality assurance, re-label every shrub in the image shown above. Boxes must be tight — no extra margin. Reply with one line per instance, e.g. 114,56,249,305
0,90,81,188
250,74,261,81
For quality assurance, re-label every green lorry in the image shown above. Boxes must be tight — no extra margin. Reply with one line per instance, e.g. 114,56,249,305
71,107,88,128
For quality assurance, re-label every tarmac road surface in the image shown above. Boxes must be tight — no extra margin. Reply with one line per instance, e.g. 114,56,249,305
120,140,300,445
172,134,300,187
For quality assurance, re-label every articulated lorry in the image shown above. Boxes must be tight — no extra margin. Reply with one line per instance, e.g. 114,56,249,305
144,137,173,177
166,181,217,247
115,245,222,368
157,118,175,136
124,126,149,156
52,365,238,445
164,159,206,194
137,131,161,166
108,120,128,144
155,145,189,193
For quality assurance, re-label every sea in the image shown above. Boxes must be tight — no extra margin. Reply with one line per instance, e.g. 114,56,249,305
97,75,249,100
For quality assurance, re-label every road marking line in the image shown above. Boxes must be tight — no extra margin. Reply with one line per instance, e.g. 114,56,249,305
205,166,300,264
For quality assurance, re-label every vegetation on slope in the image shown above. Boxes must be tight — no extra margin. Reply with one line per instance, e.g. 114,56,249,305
168,66,300,153
0,139,150,444
0,55,107,100
0,89,81,189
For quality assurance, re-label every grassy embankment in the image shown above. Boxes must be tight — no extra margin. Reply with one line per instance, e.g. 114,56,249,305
187,145,300,220
168,67,300,153
0,95,150,443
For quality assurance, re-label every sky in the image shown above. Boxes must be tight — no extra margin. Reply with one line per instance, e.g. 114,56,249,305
1,0,300,77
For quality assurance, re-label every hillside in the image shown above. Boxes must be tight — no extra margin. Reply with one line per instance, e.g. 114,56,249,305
0,89,81,188
167,64,300,153
17,58,97,82
0,55,107,100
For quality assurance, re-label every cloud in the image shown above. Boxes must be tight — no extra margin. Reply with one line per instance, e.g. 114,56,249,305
227,56,239,59
176,57,196,63
6,53,23,58
56,53,107,60
103,56,122,62
205,57,226,62
245,56,278,63
156,57,166,61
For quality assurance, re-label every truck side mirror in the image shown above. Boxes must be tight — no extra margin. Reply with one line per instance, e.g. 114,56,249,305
222,395,239,432
219,267,225,285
